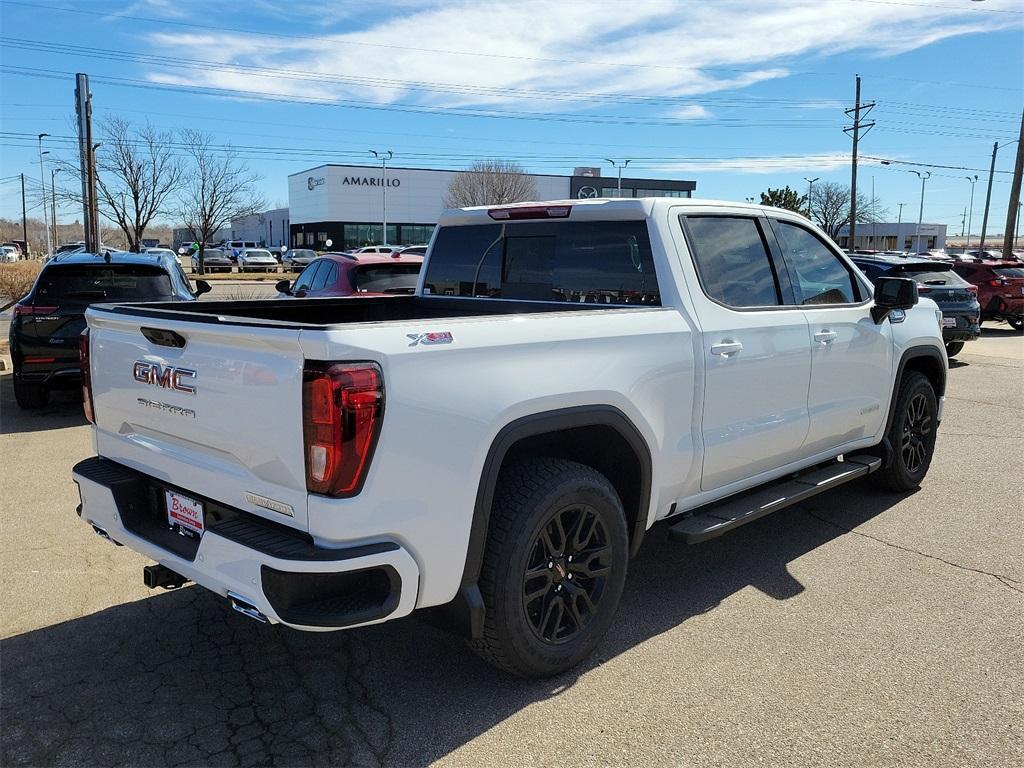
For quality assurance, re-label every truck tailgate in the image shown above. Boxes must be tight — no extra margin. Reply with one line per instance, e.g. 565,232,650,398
87,309,310,530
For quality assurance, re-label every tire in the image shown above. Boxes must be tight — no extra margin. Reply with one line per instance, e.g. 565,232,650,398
13,377,49,410
871,371,938,492
1009,317,1024,332
471,458,629,678
944,341,964,357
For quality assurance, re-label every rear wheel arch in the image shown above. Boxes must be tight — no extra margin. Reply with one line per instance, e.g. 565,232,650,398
452,406,652,635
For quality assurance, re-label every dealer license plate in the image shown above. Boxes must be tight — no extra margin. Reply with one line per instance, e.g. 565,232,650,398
941,317,956,328
166,490,204,538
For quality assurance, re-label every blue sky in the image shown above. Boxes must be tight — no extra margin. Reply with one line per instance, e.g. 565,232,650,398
1,0,1022,236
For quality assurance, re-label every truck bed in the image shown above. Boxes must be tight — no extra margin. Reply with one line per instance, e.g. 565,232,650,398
98,295,632,328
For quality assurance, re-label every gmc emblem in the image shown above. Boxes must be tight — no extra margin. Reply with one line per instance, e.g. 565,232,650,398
132,361,196,394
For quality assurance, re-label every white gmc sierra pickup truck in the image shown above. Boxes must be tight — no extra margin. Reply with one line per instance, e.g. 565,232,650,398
73,198,946,677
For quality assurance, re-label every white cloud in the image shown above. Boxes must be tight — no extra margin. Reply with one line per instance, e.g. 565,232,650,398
650,152,853,174
143,0,1022,112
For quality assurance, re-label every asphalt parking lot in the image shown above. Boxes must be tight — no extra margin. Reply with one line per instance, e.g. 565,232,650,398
1,330,1021,767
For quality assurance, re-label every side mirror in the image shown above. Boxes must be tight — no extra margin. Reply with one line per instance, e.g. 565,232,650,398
193,279,212,297
871,276,918,323
275,279,292,295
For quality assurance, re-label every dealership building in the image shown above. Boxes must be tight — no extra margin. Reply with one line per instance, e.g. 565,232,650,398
836,222,947,252
287,164,697,250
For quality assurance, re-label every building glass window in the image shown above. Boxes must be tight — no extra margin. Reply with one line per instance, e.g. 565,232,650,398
635,189,689,198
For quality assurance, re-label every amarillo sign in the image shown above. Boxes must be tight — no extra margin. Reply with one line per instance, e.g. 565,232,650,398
341,176,401,188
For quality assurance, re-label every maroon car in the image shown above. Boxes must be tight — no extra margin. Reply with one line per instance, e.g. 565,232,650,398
950,261,1024,331
276,252,424,299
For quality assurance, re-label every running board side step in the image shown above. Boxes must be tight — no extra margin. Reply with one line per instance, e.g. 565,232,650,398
669,454,882,544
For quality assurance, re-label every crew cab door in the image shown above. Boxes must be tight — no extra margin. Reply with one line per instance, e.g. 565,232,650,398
767,217,892,453
679,213,812,491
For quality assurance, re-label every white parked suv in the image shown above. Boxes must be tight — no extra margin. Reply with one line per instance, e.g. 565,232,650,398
73,199,946,677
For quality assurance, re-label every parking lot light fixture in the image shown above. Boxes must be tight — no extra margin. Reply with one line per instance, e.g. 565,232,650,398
37,134,51,257
604,158,631,197
910,170,931,254
369,150,393,246
965,175,978,248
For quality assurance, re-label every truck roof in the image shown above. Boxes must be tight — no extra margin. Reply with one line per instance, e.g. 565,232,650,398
439,197,797,226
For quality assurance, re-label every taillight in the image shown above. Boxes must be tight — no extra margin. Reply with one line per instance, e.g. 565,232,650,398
488,205,571,220
966,284,978,295
80,328,94,424
302,362,383,497
989,279,1007,287
13,304,58,316
916,283,931,294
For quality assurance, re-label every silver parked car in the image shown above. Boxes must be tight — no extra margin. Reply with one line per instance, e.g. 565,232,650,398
281,248,317,272
237,248,279,273
191,248,233,273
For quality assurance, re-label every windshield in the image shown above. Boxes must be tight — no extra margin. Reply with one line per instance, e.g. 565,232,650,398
993,267,1024,278
36,265,175,300
354,263,422,294
202,249,226,259
246,250,273,258
291,250,316,258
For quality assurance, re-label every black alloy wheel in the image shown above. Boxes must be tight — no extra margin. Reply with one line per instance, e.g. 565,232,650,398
522,503,611,645
899,392,932,475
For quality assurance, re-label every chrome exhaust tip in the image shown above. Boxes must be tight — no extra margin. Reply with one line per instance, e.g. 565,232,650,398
228,592,268,623
90,523,122,546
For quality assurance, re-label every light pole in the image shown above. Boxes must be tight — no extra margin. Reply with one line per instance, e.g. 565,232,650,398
895,202,905,251
51,167,61,248
369,150,393,245
803,177,818,216
604,159,631,197
910,170,931,254
37,133,51,256
964,175,978,249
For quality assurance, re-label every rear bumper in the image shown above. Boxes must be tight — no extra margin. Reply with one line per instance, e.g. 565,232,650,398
72,457,419,631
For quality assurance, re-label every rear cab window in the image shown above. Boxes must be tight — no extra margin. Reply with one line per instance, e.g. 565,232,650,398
36,264,175,301
423,220,660,305
355,264,421,294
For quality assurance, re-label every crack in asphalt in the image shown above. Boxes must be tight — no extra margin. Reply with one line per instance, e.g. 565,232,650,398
805,510,1024,596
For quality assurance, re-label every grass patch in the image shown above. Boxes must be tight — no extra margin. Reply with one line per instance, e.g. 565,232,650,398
0,262,41,304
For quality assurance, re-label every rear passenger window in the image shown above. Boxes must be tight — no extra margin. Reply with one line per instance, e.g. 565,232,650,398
683,216,781,307
772,221,859,305
295,261,324,292
423,220,659,304
310,262,336,291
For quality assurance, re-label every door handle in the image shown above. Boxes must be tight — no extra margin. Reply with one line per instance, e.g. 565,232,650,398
710,341,743,357
814,330,838,344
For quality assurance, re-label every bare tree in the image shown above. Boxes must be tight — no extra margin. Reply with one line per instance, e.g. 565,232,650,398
808,181,887,239
84,117,183,252
443,160,538,208
176,130,263,275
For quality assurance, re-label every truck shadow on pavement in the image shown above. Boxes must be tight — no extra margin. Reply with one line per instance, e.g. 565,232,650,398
0,374,87,435
0,481,908,767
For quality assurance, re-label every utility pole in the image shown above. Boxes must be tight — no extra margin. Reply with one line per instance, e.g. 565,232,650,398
75,73,100,253
844,74,874,251
964,175,978,248
1002,108,1024,259
978,141,998,257
37,134,51,257
910,170,931,254
20,173,28,254
960,208,966,238
605,159,632,196
368,150,393,246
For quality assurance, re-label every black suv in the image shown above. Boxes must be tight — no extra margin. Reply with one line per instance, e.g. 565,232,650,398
9,251,209,409
849,254,981,357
